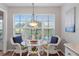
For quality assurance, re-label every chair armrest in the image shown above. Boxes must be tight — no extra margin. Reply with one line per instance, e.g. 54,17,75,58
48,43,58,46
12,43,21,48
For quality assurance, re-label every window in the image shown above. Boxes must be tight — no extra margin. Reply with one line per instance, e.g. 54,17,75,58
13,14,55,40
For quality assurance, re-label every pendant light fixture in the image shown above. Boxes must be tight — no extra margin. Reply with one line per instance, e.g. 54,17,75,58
29,3,38,27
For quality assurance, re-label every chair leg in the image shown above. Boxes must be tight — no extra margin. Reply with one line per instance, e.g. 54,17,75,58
27,51,30,56
20,52,22,56
47,49,49,56
20,49,22,56
46,51,48,56
37,46,40,56
12,51,15,56
38,51,40,56
57,51,60,56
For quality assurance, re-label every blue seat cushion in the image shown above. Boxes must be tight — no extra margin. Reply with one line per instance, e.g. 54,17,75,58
13,36,23,44
50,36,58,44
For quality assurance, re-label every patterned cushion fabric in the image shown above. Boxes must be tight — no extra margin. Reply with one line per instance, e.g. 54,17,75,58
21,45,27,50
50,36,58,44
13,36,23,44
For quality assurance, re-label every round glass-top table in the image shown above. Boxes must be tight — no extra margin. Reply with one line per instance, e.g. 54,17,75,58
26,40,48,56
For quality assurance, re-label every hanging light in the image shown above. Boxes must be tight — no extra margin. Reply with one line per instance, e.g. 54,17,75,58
29,3,38,27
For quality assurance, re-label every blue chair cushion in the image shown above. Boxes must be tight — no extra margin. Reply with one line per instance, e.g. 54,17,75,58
50,36,58,44
13,36,23,44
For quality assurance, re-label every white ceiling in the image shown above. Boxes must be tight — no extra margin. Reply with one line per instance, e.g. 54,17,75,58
3,3,63,7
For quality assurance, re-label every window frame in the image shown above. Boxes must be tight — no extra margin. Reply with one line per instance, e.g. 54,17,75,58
13,13,56,40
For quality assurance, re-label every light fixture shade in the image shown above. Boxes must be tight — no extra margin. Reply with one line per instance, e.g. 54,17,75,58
29,21,38,27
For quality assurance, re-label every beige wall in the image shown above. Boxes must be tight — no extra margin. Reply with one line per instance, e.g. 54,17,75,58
61,4,79,43
7,6,61,50
61,3,79,53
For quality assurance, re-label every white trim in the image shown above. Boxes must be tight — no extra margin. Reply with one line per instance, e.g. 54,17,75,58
0,8,7,53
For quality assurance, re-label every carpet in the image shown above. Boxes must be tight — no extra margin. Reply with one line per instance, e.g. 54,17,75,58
2,51,64,56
